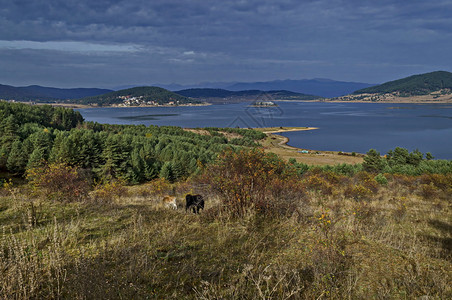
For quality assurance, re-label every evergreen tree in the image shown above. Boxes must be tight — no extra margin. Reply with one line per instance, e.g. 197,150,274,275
100,134,130,179
27,147,47,169
160,161,175,182
79,130,102,169
0,116,19,168
363,149,385,173
171,160,185,181
130,148,146,183
6,139,28,173
407,149,423,166
387,147,409,166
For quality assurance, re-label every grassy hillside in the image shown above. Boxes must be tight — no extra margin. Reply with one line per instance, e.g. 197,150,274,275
176,88,321,101
77,86,200,106
1,149,451,299
354,71,452,96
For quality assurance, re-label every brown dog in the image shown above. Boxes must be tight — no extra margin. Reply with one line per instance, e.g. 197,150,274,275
162,195,177,210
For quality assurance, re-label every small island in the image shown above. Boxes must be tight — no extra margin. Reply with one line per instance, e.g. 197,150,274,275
249,100,278,107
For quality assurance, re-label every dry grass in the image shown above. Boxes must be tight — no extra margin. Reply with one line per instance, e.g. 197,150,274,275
259,130,364,166
1,173,451,299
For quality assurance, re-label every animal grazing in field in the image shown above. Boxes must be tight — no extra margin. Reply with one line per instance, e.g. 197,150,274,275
162,195,177,210
185,194,204,214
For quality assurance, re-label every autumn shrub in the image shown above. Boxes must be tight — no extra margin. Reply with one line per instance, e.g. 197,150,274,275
264,177,306,217
304,175,333,195
391,174,416,188
324,171,347,186
203,148,302,217
419,173,452,191
0,178,13,196
418,182,440,200
344,184,373,200
147,178,172,196
354,171,379,193
135,186,152,198
26,163,91,202
92,180,127,202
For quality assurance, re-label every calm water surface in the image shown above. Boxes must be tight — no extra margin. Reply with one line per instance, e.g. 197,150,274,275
77,102,452,159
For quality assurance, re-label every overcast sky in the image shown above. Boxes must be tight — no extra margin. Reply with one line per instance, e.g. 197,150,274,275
1,0,451,88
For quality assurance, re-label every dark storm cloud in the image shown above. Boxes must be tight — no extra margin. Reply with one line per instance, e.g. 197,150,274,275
0,0,451,87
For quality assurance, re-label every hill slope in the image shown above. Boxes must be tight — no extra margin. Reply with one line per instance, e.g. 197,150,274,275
226,79,375,98
77,86,198,106
21,85,113,100
353,71,452,96
0,84,112,101
175,88,321,102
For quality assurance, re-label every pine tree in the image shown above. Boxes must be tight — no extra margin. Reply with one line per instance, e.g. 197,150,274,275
0,116,19,168
6,139,28,173
131,148,146,183
27,147,47,170
363,149,385,173
160,161,175,182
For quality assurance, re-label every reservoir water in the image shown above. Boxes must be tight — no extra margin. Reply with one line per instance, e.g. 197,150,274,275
77,102,452,159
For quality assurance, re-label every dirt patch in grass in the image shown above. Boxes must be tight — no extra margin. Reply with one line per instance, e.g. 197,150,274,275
184,128,211,136
184,128,243,141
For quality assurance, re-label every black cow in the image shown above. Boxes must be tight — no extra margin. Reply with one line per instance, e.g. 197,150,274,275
185,194,204,214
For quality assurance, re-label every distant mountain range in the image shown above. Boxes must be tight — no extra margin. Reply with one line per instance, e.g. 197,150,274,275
158,78,375,98
1,78,373,102
224,79,375,98
175,88,321,102
353,71,452,96
0,84,112,101
2,71,451,105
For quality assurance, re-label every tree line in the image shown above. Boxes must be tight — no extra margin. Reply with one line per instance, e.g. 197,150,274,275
0,102,265,184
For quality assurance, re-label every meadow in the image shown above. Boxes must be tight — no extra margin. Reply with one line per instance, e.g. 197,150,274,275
1,148,451,299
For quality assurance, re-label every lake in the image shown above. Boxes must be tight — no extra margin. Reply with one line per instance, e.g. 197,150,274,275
77,102,452,159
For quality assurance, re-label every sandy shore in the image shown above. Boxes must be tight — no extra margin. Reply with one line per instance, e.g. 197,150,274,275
258,127,363,165
262,127,319,134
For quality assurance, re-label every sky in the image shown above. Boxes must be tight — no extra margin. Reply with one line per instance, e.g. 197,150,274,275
1,0,451,88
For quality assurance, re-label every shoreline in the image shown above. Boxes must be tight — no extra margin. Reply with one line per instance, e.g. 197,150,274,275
33,102,211,109
324,100,452,104
260,127,319,134
274,131,363,156
257,127,320,151
257,127,364,165
29,100,452,110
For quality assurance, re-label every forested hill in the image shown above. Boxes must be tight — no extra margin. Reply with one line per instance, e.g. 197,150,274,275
77,86,199,106
0,84,112,101
0,101,265,183
353,71,452,95
176,88,321,101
